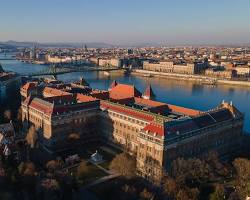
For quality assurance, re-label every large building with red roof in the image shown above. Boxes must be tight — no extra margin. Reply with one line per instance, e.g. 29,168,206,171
20,80,244,182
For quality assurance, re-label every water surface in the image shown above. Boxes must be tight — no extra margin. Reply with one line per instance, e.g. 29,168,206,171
1,53,249,131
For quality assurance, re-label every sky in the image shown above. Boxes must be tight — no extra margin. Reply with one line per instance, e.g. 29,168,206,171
0,0,250,45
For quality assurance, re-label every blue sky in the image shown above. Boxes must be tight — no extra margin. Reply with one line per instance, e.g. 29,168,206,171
0,0,250,45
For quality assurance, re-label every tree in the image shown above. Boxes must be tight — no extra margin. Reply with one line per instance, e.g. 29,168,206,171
40,178,62,200
26,125,37,148
56,171,77,200
46,160,60,173
121,184,137,199
205,151,230,178
109,153,136,178
0,167,7,189
228,192,240,200
163,175,177,198
140,188,155,200
176,188,189,200
188,187,199,200
20,162,37,200
4,110,11,121
209,184,226,200
233,158,250,199
17,107,22,122
23,162,36,176
171,157,210,186
68,133,80,140
76,160,90,180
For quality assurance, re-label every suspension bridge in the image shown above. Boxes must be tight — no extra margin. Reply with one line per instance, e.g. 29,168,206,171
22,65,123,77
0,58,16,60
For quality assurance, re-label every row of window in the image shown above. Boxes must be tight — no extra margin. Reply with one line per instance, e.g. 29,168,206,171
108,110,147,126
139,133,162,144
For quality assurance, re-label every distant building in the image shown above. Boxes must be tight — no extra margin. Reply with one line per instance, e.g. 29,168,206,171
98,58,123,68
205,68,235,79
143,60,207,75
234,66,250,77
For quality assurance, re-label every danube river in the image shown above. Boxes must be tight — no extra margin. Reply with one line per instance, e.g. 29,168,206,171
1,54,250,132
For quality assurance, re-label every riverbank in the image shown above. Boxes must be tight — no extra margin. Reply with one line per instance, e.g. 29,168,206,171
1,57,250,132
132,69,250,87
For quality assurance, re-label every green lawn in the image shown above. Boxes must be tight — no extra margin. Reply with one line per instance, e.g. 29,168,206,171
84,164,107,179
74,162,108,185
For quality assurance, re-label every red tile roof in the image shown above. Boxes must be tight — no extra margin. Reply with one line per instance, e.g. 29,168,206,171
44,95,75,104
29,99,53,115
134,97,166,108
43,87,72,97
76,94,98,103
167,104,201,116
142,123,165,136
100,101,154,122
109,83,142,100
21,82,38,91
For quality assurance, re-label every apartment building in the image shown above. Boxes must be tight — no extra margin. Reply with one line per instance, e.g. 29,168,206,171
143,60,207,74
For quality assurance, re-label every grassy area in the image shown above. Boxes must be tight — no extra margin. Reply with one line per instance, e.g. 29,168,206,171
83,163,108,180
84,145,120,170
89,178,121,200
74,162,108,185
58,144,121,183
89,177,148,200
99,161,110,170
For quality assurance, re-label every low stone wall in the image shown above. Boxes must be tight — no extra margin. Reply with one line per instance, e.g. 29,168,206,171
132,69,250,87
217,79,250,87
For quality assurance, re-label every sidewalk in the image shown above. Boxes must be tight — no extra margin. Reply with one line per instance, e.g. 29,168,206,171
84,173,120,189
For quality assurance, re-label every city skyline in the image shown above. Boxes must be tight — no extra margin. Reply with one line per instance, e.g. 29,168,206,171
1,0,250,45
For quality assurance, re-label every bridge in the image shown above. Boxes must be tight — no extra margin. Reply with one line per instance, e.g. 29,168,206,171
0,58,16,60
23,65,123,77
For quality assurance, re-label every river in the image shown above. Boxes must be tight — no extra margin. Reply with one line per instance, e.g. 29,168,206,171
1,53,249,132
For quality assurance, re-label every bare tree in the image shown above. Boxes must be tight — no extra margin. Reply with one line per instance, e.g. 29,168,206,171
163,175,177,198
40,178,62,200
17,107,22,122
18,161,36,176
76,160,89,180
233,158,250,199
140,188,155,200
176,188,189,200
4,110,11,121
109,152,136,178
210,184,226,200
46,160,60,173
19,162,37,200
25,125,37,148
68,133,80,140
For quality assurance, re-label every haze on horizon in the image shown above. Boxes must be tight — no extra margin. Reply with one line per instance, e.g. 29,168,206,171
1,0,250,46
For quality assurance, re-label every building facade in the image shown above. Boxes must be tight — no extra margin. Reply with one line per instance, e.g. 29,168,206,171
21,87,100,151
143,61,207,75
21,81,244,182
